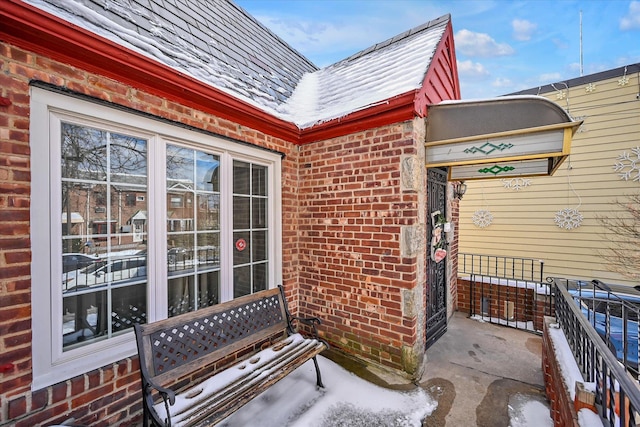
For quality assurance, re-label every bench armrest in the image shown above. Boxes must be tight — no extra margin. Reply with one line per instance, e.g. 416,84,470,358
143,378,177,426
290,316,323,339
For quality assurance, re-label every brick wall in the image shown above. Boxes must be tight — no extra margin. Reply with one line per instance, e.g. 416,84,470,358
296,122,425,374
0,41,299,426
542,317,580,427
457,277,552,331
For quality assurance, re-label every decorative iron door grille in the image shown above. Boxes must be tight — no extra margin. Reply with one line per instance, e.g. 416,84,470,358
426,167,448,349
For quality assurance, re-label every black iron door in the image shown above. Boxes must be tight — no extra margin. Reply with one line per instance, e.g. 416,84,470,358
426,167,448,349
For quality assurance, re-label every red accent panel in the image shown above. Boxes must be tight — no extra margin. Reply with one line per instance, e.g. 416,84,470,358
414,21,461,116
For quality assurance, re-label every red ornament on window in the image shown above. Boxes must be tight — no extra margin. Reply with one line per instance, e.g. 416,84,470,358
235,238,247,251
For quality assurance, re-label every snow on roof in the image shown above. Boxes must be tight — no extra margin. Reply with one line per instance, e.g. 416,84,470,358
281,16,449,128
25,0,448,130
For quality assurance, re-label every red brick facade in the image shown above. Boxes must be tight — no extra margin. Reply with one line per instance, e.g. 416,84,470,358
0,39,437,424
297,123,425,371
0,42,302,426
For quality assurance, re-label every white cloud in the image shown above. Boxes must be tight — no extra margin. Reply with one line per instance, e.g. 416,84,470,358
620,1,640,30
552,38,569,50
492,77,514,88
512,19,537,41
255,16,362,51
455,29,515,57
539,72,562,83
457,60,490,79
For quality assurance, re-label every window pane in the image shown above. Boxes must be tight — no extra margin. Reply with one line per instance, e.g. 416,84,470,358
233,231,251,265
198,271,220,308
252,165,267,196
233,196,250,229
233,265,251,298
112,283,146,333
62,290,107,349
167,191,194,232
252,197,267,228
110,133,147,185
231,161,269,298
168,145,221,314
61,123,107,181
233,161,250,195
197,232,220,269
252,231,267,262
196,151,219,192
61,182,89,249
168,234,195,274
253,263,267,292
197,194,219,231
60,122,148,351
168,276,195,317
167,145,195,189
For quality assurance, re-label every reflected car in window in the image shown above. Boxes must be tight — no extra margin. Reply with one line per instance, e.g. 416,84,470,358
62,253,100,273
63,256,147,291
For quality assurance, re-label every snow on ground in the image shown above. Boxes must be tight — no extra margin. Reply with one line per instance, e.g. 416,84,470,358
220,355,436,427
508,394,553,427
218,353,566,427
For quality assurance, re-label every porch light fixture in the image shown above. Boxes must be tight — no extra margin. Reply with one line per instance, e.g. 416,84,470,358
425,96,582,181
453,181,467,200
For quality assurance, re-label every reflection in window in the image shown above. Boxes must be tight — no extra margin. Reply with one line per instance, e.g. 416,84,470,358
167,145,220,316
61,122,148,350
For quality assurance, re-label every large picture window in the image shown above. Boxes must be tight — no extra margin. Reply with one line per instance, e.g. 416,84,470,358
30,87,282,389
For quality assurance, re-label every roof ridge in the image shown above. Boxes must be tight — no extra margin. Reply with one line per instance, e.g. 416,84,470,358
335,13,450,65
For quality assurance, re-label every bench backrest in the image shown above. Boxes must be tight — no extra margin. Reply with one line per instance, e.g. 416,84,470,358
134,287,289,385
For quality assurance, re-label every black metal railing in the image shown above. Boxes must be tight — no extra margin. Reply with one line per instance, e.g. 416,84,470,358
459,253,544,282
458,253,550,333
553,277,640,426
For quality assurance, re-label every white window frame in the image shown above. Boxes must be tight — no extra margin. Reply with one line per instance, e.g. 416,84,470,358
30,87,282,390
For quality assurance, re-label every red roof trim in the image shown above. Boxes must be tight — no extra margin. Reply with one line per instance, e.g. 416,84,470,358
1,1,453,145
297,92,418,144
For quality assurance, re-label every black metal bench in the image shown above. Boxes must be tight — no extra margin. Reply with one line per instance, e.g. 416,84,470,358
134,286,328,427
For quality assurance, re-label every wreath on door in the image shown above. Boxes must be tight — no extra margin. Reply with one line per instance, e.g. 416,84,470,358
430,210,447,263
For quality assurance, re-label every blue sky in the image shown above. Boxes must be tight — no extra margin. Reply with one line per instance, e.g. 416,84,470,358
235,0,640,99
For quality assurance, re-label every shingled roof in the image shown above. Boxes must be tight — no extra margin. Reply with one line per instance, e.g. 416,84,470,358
24,0,450,130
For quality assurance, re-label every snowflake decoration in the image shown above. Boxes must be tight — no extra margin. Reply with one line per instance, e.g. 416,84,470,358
502,178,532,191
556,91,566,100
613,147,640,181
472,209,493,228
585,83,597,93
618,76,629,86
554,208,583,230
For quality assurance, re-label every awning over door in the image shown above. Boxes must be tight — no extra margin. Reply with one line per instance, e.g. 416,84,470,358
425,96,582,180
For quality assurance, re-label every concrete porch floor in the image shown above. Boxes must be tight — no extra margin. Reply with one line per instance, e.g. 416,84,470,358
419,311,549,426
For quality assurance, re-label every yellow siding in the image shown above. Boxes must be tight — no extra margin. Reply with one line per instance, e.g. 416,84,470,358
458,69,640,285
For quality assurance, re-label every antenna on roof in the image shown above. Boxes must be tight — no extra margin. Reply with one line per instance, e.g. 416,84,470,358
579,10,583,76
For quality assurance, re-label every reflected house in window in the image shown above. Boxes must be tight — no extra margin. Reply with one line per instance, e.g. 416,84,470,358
61,211,83,235
130,210,146,243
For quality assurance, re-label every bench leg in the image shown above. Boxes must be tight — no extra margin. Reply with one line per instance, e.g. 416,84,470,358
142,402,149,427
312,356,324,388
